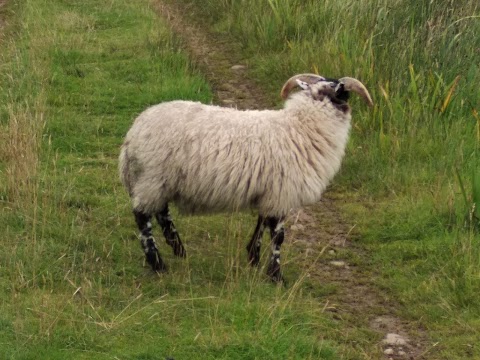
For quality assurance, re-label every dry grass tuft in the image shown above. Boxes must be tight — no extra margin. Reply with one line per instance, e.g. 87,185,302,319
0,99,45,208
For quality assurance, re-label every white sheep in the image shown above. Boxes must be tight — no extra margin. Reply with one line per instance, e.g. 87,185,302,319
119,73,373,282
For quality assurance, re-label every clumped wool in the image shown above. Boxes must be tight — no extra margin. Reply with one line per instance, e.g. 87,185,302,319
119,90,352,218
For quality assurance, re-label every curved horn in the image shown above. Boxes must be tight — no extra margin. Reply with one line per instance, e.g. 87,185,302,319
280,73,325,100
339,77,373,107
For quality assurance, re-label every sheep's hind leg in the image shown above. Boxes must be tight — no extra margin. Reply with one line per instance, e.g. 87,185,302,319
266,216,286,283
155,205,186,258
246,215,265,266
134,210,167,272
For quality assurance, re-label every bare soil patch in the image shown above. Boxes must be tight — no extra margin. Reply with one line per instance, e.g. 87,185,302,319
153,1,432,358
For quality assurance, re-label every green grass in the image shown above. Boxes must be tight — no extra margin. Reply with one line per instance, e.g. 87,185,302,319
2,0,480,358
169,0,480,358
0,0,385,359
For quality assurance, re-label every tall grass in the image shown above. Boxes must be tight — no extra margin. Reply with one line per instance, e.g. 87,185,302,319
0,100,44,206
0,1,48,210
171,0,480,357
177,0,480,207
1,0,479,357
0,0,384,359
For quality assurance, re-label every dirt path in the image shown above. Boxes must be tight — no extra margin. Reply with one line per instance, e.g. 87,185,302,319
153,2,431,359
152,1,275,111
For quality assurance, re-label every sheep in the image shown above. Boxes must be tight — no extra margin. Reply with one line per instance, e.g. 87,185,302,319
119,73,373,282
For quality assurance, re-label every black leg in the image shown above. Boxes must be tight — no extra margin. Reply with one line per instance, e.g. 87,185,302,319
134,210,167,272
246,215,265,266
155,205,186,258
265,216,285,283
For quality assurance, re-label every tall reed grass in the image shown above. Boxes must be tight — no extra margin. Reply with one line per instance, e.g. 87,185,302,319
0,0,363,358
173,0,480,224
171,0,480,356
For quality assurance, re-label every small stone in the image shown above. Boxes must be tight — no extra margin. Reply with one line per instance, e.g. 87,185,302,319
384,348,394,355
328,250,336,255
290,224,305,231
383,333,408,346
398,350,407,357
221,99,236,106
329,260,346,267
231,64,246,70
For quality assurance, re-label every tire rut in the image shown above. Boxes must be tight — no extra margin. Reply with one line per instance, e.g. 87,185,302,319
152,2,432,359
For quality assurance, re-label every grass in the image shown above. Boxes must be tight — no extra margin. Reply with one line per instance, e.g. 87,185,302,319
2,0,480,358
0,0,385,359
168,0,480,358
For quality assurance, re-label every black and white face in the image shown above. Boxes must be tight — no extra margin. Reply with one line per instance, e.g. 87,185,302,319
296,78,351,110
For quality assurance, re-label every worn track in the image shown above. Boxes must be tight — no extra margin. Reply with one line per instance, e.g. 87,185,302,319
154,2,430,359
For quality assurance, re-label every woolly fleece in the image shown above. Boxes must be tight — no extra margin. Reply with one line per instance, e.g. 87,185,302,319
119,83,352,218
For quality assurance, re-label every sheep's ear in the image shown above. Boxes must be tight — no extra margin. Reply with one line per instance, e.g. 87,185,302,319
295,79,310,90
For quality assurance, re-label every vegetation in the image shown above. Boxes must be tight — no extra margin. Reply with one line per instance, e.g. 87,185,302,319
1,0,479,358
171,0,480,357
0,0,375,359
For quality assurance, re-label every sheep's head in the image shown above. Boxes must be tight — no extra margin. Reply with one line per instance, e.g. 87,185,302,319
280,73,373,108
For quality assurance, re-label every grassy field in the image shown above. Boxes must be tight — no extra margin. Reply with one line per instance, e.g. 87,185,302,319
1,0,480,359
0,0,384,359
171,0,480,358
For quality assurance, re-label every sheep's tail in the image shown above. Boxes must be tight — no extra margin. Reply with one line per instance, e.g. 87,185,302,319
118,144,133,196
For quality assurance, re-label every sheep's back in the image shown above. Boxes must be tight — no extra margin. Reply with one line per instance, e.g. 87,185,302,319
123,101,281,213
122,98,351,216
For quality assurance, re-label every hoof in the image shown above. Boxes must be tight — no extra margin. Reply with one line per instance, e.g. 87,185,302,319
269,271,285,285
152,259,168,273
145,249,167,272
173,245,186,258
267,263,285,284
248,255,260,267
246,245,260,267
166,239,186,258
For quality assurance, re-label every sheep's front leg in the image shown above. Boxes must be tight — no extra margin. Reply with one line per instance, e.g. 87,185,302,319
246,215,265,266
134,210,167,272
155,205,186,258
266,216,285,283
